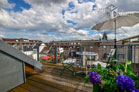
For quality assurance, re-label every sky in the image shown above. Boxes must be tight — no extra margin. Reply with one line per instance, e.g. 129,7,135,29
0,0,139,42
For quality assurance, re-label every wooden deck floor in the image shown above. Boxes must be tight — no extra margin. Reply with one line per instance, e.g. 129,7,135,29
9,64,92,92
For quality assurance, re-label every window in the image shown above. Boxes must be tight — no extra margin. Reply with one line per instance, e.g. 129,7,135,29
103,46,106,48
24,40,29,42
90,46,93,48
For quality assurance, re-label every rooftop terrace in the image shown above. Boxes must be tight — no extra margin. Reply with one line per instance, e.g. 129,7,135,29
9,64,93,92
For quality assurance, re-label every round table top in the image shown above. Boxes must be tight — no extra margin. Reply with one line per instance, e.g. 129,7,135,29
76,51,97,56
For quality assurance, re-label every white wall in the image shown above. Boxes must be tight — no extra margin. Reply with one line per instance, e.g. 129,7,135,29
39,43,45,53
23,51,33,56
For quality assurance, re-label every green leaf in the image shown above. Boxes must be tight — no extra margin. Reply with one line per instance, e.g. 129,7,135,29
91,68,100,72
126,65,134,75
126,60,132,65
93,84,101,92
112,58,118,63
125,60,132,72
112,66,117,72
105,79,111,85
97,63,102,70
135,80,139,89
112,83,117,89
84,75,89,83
118,64,125,72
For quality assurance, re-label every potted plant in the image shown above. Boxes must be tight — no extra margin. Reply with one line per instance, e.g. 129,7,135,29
85,59,139,92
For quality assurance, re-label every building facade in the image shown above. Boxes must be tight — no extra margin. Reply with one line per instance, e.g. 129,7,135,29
2,38,42,51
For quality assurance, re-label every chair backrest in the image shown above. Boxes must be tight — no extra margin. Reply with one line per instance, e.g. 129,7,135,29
107,49,116,63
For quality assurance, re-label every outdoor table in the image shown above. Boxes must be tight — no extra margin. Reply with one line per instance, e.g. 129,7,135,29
76,52,98,75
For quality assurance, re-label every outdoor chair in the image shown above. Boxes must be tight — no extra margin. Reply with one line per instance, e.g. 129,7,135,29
107,49,116,63
91,49,116,68
60,58,76,76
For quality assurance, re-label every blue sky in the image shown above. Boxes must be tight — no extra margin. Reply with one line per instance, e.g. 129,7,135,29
0,0,139,42
7,0,31,12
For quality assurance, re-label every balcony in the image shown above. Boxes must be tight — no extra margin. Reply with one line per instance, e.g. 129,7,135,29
9,64,93,92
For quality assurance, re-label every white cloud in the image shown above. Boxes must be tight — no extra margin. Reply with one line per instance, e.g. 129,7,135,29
0,0,139,41
0,0,15,8
0,34,4,38
24,0,68,7
91,33,103,40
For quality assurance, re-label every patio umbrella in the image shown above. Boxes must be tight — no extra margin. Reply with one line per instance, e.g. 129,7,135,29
92,13,139,48
41,56,50,59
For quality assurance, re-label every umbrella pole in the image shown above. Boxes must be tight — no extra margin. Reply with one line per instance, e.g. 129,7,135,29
114,19,117,49
114,19,117,58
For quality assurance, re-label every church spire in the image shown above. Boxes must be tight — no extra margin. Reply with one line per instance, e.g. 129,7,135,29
102,32,107,40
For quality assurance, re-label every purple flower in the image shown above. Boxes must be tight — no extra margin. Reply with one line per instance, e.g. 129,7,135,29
127,88,139,92
132,88,139,92
116,75,135,92
89,72,101,84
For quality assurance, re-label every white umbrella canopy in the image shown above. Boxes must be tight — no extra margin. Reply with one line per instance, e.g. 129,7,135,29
92,13,139,49
92,13,139,31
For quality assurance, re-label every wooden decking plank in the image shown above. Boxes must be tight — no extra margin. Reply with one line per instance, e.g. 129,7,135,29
20,83,46,92
26,79,64,92
8,90,14,92
29,75,92,92
39,74,92,88
28,76,66,92
10,64,93,92
11,87,30,92
41,65,86,81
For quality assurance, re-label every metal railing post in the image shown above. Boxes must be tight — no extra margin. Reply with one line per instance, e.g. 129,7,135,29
37,47,39,61
80,46,83,67
128,45,132,61
54,45,58,64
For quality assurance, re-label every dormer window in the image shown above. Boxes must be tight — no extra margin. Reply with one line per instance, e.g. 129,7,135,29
24,40,29,42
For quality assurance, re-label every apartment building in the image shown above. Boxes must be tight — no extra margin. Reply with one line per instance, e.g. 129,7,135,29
2,38,42,51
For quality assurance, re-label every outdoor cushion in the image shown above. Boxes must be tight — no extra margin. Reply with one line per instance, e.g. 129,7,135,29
63,58,76,64
92,61,107,67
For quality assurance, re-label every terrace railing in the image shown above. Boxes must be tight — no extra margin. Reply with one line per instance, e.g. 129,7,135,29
42,44,139,74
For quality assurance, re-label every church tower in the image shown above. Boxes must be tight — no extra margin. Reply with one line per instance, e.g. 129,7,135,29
102,32,108,40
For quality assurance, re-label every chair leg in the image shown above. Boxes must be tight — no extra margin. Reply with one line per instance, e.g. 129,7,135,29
60,65,67,75
72,71,76,76
60,68,65,75
71,66,76,76
60,63,76,76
